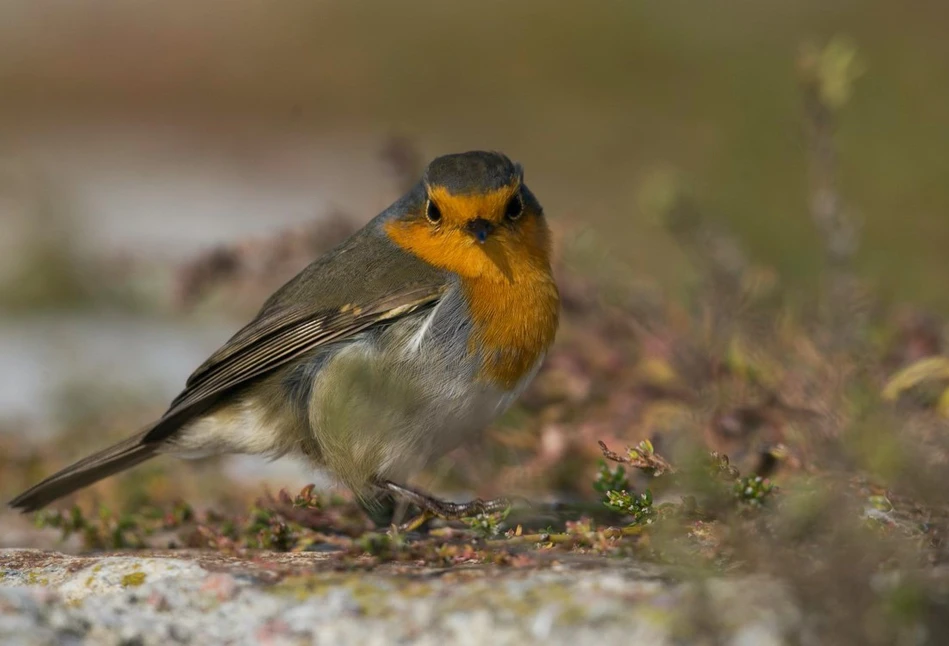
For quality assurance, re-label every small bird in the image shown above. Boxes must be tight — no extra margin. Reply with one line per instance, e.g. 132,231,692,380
10,151,560,526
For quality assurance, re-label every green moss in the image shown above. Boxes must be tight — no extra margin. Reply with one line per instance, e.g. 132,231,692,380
23,571,50,586
272,575,338,600
121,572,147,587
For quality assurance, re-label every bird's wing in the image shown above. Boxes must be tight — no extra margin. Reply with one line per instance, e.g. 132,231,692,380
145,284,443,444
143,226,447,444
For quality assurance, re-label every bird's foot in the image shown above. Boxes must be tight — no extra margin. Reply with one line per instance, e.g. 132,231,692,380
375,480,514,532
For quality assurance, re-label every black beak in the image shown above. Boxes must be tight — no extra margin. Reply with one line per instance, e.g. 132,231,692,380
466,218,494,244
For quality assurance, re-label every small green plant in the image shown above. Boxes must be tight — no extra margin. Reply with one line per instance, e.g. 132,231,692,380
599,439,675,477
604,488,656,524
243,507,297,551
290,483,322,509
593,461,630,501
708,452,741,481
461,507,512,539
734,475,776,509
597,440,780,528
596,440,671,525
35,504,151,549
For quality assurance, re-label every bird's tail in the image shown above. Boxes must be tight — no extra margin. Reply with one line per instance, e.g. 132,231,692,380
8,429,159,513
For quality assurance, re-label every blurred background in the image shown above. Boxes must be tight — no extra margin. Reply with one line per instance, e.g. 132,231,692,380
1,0,949,536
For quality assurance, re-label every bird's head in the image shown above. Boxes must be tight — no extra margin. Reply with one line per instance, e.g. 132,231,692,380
384,151,551,282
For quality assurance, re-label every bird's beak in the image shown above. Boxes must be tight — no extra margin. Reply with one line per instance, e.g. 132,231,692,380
466,218,495,244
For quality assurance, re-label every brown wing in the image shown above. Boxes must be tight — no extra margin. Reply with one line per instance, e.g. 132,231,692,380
145,283,444,444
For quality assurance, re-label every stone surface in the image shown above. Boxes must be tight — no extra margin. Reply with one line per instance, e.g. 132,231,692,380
0,548,799,645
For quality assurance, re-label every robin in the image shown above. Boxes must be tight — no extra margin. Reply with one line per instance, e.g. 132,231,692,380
10,150,560,528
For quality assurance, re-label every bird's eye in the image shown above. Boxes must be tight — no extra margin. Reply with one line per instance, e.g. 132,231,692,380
426,200,442,224
504,194,523,222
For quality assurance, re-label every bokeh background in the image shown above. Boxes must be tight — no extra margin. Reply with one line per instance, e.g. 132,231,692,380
2,0,949,540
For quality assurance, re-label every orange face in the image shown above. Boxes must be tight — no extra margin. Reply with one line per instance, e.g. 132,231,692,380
385,179,560,388
384,182,553,284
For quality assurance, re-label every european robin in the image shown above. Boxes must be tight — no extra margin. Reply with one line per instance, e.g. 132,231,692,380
10,151,560,527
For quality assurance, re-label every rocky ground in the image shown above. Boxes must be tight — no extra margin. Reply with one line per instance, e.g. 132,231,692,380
0,548,799,646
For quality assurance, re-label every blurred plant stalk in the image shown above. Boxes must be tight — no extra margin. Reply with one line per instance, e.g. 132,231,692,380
798,36,867,349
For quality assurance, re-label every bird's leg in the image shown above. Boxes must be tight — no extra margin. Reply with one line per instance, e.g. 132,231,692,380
375,480,512,532
357,491,402,529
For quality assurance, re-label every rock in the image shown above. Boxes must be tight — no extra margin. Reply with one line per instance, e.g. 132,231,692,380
0,548,799,645
58,557,209,603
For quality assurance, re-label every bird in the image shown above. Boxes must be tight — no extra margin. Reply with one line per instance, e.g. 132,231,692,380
9,150,560,528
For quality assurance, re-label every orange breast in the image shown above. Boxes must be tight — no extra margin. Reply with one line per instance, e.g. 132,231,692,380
383,206,560,389
462,265,559,390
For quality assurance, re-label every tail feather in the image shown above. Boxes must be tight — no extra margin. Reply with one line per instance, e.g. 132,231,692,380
8,430,159,513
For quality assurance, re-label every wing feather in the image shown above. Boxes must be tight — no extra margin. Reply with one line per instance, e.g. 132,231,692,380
145,283,444,444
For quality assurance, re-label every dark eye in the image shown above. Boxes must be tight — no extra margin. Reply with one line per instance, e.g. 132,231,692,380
426,199,442,224
504,194,523,221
